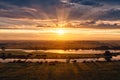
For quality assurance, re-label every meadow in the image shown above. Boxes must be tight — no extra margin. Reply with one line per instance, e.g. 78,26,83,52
0,40,120,80
0,62,120,80
0,40,120,50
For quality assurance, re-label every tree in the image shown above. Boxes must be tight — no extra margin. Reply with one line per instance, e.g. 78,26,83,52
104,51,112,62
1,47,5,52
1,53,6,59
0,47,6,59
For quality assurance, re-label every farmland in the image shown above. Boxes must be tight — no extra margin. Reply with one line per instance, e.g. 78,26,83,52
0,40,120,50
0,62,120,80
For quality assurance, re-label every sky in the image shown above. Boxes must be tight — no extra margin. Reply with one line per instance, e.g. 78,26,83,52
0,0,120,40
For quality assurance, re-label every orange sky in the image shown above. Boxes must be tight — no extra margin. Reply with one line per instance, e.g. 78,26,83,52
0,0,120,40
0,28,120,40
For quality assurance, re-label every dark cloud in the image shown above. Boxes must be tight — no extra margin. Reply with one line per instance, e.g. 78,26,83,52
70,0,82,3
78,20,120,29
80,0,103,7
97,23,120,28
68,7,120,21
0,0,30,6
0,0,63,19
0,0,119,20
0,9,35,18
70,0,103,7
68,0,120,20
99,0,120,5
0,3,11,9
0,0,60,7
97,9,120,20
0,0,120,29
70,0,120,5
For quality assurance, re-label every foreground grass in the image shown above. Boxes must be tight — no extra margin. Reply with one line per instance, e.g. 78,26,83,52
0,61,120,80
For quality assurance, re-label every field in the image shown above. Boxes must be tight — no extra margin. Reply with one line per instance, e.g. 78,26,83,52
0,40,120,80
0,40,120,50
0,62,120,80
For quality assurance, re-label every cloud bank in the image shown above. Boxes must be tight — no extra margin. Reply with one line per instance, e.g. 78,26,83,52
0,0,120,29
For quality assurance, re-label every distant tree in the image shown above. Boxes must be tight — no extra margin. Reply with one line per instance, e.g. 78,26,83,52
66,58,70,63
104,51,112,62
72,60,77,63
42,55,47,59
26,54,33,58
1,53,6,59
0,47,6,59
97,46,109,50
1,47,5,52
7,53,12,58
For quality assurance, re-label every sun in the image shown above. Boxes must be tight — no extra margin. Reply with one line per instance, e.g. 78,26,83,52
56,29,65,35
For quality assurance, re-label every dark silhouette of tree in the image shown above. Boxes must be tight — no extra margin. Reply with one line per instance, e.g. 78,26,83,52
0,47,6,59
72,60,77,63
1,53,6,59
66,58,70,63
97,46,109,50
1,47,5,52
26,54,33,58
7,53,12,58
104,51,112,62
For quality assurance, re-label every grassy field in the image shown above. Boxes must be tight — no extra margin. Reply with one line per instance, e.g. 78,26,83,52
0,40,120,50
0,62,120,80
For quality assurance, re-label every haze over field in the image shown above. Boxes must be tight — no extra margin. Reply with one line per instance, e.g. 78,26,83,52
0,0,120,40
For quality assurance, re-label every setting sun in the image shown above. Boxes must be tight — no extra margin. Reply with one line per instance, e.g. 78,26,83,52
56,29,65,35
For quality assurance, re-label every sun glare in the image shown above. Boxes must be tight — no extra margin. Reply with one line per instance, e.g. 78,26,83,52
56,29,65,35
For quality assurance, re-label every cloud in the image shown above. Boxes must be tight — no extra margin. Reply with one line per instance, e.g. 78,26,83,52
78,20,120,29
70,0,82,3
99,0,120,5
70,0,103,7
0,0,120,29
0,0,60,7
0,0,64,19
70,0,120,5
97,9,120,20
0,0,119,20
0,17,38,29
80,0,103,7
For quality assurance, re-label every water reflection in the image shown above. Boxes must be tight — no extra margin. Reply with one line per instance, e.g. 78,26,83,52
1,49,120,54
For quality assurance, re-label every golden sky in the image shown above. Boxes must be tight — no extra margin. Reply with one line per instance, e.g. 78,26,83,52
0,0,120,40
0,28,120,40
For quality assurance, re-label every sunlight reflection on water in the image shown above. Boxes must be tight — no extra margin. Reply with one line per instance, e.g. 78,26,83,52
2,49,120,54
